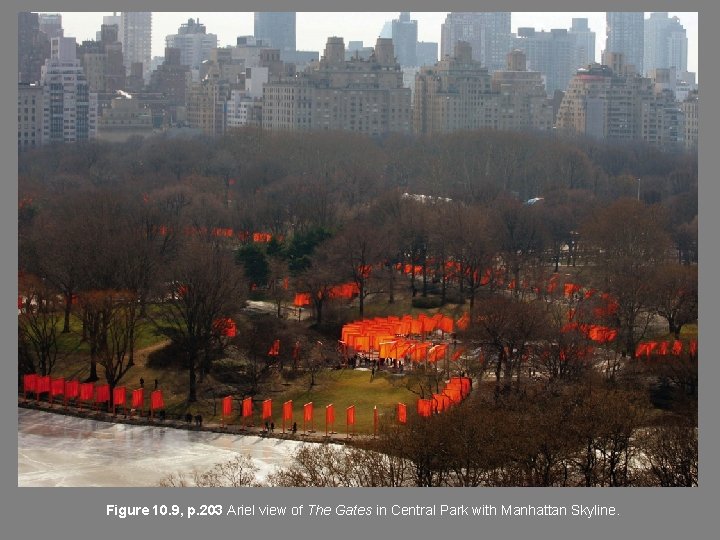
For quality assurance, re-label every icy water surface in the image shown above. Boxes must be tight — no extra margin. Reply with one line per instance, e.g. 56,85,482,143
18,409,304,487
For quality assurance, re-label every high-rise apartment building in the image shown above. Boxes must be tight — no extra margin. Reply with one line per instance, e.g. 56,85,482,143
262,37,411,136
18,12,50,84
606,12,644,75
644,12,688,77
78,24,125,94
392,12,418,67
413,42,495,135
491,50,554,132
441,12,511,71
148,47,191,108
120,12,152,82
555,58,685,148
414,44,552,136
40,36,96,144
254,12,296,57
641,89,684,148
513,28,579,96
185,66,231,137
165,18,218,77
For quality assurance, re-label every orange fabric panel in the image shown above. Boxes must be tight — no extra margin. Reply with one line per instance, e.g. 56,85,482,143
113,386,126,406
151,390,164,410
23,374,37,393
397,403,407,424
222,396,233,416
262,399,272,419
283,400,293,421
242,397,253,418
50,378,65,397
95,384,110,403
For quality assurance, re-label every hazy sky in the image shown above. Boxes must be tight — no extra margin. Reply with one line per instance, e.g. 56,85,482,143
56,12,699,75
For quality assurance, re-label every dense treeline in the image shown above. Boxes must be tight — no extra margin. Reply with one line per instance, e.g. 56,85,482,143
19,129,697,485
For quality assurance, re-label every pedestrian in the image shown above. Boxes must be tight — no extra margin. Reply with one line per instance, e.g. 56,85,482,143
139,377,144,388
370,365,375,381
185,412,192,424
265,421,269,432
154,378,158,390
194,414,202,427
270,422,274,432
292,422,297,434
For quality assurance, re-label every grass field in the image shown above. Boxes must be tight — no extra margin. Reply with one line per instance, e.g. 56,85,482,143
278,369,417,434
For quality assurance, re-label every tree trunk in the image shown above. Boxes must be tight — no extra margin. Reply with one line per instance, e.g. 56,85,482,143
188,359,197,403
63,293,72,333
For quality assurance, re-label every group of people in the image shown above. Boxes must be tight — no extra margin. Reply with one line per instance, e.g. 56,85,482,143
184,412,203,426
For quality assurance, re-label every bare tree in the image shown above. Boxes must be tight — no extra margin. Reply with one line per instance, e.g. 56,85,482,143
154,241,246,402
17,274,67,376
76,290,140,393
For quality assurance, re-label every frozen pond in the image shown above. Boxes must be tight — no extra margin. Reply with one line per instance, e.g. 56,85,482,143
18,409,305,487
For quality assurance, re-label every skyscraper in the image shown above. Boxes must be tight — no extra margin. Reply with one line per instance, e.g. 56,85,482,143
165,18,218,76
513,28,579,96
606,12,644,74
38,13,63,39
254,12,296,57
441,12,511,71
569,18,596,68
18,12,50,84
120,12,152,82
392,12,418,67
644,12,688,77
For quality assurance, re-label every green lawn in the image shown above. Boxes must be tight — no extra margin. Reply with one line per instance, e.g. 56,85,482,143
272,369,417,435
53,311,173,354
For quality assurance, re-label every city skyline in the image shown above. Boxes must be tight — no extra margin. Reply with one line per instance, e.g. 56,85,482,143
54,12,698,77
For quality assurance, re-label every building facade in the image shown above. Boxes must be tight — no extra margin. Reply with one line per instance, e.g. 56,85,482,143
38,13,63,39
413,42,495,135
568,18,596,68
40,36,96,144
254,12,296,58
18,83,44,151
644,12,688,77
491,50,554,132
414,44,553,136
262,37,411,136
185,66,231,136
18,12,50,84
513,28,579,97
392,12,418,67
556,60,686,149
606,12,644,75
440,12,512,72
680,90,698,150
166,18,218,78
121,12,152,82
96,96,153,142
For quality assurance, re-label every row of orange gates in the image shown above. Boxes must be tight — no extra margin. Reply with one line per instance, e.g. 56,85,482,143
219,376,472,437
22,375,164,417
21,374,472,435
